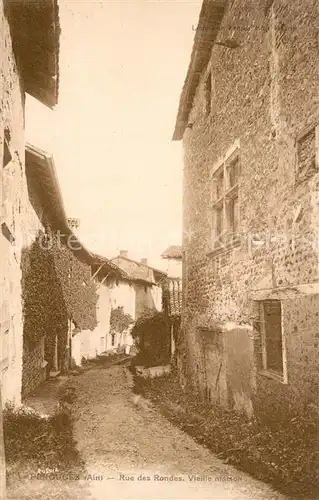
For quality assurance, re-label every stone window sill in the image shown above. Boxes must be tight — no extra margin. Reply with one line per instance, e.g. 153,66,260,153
259,369,288,385
207,238,241,257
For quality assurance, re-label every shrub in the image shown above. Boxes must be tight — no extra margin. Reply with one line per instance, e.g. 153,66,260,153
131,310,171,367
3,401,83,471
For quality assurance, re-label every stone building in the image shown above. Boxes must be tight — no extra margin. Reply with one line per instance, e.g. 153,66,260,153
173,0,319,420
111,251,166,318
0,0,60,404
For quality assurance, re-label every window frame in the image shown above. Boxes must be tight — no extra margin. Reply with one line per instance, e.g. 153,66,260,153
204,71,212,116
40,336,48,369
259,300,288,384
3,127,12,168
0,329,9,372
211,149,240,250
3,136,12,168
295,123,318,185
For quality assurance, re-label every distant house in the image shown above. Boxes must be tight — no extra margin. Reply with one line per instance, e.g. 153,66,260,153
111,251,166,316
102,251,167,352
161,245,183,279
0,0,60,405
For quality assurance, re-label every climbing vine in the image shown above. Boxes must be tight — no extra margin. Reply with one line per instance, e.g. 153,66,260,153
52,241,98,331
21,231,68,369
21,229,98,374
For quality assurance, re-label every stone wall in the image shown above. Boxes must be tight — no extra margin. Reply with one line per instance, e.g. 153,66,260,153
0,3,43,406
181,0,319,417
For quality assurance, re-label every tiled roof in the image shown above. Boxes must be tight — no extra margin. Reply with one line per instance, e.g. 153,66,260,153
161,245,183,260
90,253,130,281
7,0,60,108
111,255,167,285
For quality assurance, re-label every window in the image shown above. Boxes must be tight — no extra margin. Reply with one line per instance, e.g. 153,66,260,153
3,127,12,168
212,151,240,249
1,222,15,244
216,204,224,238
205,72,212,116
0,330,9,371
264,0,275,15
227,197,239,233
227,156,240,189
215,167,224,200
259,300,287,382
296,125,318,183
40,336,48,368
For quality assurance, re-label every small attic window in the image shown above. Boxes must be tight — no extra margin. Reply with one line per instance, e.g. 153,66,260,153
205,72,212,116
1,222,15,244
3,128,12,167
296,125,318,183
264,0,275,15
1,330,9,370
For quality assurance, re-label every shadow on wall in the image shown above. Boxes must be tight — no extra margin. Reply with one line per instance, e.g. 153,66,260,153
20,231,68,397
131,310,171,367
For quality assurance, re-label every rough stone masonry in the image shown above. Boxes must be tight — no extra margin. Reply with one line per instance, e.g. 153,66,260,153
177,0,319,419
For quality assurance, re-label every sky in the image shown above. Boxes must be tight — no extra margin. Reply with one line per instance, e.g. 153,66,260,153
26,0,201,269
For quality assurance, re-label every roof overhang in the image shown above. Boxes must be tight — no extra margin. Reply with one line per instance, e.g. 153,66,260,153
161,245,183,260
173,0,226,141
6,0,60,108
25,143,68,233
90,255,131,281
112,255,167,276
25,144,127,280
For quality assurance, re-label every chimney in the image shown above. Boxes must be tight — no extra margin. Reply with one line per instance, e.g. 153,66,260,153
120,250,128,258
140,258,148,266
68,218,80,231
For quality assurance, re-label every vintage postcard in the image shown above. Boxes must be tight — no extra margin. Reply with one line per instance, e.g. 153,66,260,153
0,0,318,499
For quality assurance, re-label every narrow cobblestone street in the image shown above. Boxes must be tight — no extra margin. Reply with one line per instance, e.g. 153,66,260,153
67,364,289,500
